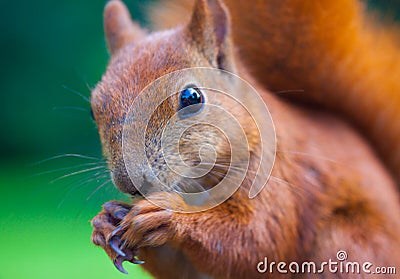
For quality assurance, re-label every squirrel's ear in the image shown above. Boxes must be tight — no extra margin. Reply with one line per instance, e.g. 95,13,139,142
104,0,146,55
187,0,236,72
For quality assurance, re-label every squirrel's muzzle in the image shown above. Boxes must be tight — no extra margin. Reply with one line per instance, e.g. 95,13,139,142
110,165,139,195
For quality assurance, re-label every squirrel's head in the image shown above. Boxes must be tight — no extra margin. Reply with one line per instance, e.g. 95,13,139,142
91,0,270,207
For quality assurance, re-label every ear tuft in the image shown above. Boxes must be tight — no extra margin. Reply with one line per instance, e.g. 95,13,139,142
104,0,146,55
188,0,235,72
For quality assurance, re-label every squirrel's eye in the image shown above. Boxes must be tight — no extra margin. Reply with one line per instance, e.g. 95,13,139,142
179,87,204,117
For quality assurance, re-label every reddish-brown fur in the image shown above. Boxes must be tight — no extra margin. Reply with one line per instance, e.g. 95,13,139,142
90,0,400,278
149,0,400,185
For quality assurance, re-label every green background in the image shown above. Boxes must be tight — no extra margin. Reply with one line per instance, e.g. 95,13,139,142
0,1,398,279
0,0,154,278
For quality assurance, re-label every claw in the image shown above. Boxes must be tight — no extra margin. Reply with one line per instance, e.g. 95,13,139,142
113,256,129,274
113,249,144,274
130,249,145,264
132,258,145,265
109,224,146,271
109,235,126,257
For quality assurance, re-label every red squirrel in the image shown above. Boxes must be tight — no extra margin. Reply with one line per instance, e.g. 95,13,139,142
149,0,400,185
90,0,400,278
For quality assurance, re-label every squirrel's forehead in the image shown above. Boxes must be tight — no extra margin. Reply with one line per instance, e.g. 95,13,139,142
92,31,194,102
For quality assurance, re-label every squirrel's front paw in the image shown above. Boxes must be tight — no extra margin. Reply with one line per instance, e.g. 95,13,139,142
91,200,142,273
92,193,181,273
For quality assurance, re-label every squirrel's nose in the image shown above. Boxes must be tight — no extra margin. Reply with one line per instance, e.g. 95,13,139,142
110,166,138,195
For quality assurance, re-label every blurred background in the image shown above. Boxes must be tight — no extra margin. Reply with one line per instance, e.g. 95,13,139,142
0,0,399,278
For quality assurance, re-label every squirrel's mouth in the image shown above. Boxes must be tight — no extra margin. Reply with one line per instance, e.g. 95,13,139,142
130,191,143,197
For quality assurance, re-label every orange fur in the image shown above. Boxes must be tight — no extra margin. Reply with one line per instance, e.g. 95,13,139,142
149,0,400,185
90,1,400,278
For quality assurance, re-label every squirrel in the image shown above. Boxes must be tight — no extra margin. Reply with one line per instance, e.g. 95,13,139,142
90,0,400,278
148,0,400,186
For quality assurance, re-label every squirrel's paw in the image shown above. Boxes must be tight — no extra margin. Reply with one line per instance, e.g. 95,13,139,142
94,192,182,273
111,192,178,247
91,200,142,274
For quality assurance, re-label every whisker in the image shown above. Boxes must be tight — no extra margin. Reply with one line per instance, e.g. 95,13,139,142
76,181,123,220
53,169,110,192
52,106,89,112
62,85,90,103
195,163,312,199
269,175,312,199
33,161,107,177
31,154,102,166
198,162,257,175
50,166,106,183
82,76,95,92
56,171,110,209
83,172,110,184
86,179,113,201
178,178,207,193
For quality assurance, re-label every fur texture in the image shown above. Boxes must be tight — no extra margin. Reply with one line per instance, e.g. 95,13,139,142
149,0,400,185
90,1,400,278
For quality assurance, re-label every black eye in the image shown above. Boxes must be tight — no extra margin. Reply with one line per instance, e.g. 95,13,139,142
179,87,204,117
